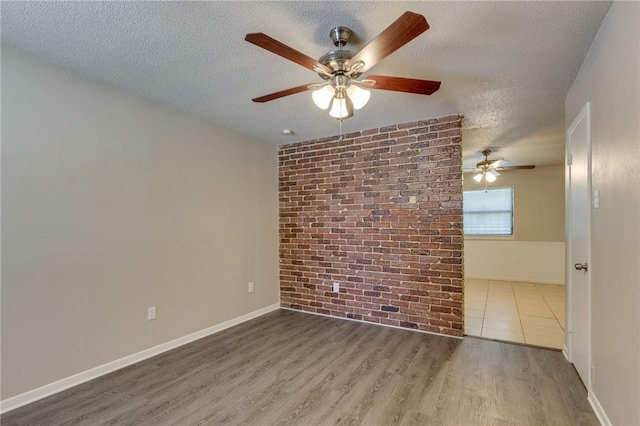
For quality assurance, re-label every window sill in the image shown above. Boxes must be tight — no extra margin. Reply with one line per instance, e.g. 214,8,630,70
464,235,516,241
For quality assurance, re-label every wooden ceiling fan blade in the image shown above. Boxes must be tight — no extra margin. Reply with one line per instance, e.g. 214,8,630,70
348,11,429,73
251,84,314,103
494,165,536,171
245,33,332,74
365,75,441,95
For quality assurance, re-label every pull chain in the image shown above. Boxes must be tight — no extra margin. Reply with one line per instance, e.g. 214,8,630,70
339,118,344,141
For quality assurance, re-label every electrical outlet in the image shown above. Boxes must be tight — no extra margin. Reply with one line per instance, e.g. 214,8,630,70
333,282,340,293
248,282,254,293
147,306,156,320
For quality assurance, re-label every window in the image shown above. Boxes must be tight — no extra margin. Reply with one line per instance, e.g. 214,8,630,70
463,187,513,236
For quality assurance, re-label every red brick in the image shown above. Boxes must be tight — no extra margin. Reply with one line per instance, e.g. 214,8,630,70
279,116,463,337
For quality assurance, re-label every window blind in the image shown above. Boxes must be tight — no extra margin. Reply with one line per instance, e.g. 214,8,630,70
463,187,513,235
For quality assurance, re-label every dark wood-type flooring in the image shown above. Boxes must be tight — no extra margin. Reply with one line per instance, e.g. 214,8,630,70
2,309,598,425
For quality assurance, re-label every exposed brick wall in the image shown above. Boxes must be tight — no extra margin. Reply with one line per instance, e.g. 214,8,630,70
278,115,464,337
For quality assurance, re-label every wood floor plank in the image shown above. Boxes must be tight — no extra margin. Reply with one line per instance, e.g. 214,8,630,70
1,310,599,426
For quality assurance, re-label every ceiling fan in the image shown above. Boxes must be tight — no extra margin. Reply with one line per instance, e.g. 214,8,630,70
470,149,536,183
245,11,441,120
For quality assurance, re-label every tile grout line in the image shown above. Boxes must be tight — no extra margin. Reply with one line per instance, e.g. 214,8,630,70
483,280,524,343
480,281,488,332
541,285,565,331
514,281,528,344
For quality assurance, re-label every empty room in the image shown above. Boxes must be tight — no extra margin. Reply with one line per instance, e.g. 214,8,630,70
1,2,638,425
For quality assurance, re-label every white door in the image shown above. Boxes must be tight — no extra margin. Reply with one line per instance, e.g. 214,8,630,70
567,102,591,388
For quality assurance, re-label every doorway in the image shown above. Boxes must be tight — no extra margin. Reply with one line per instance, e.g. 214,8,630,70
462,171,568,349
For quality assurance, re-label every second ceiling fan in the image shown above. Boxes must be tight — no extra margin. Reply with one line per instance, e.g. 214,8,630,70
245,11,441,120
471,149,536,183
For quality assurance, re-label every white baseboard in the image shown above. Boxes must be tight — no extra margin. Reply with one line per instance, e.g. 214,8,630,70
465,274,564,285
281,307,464,340
588,391,611,426
0,303,280,414
562,346,609,425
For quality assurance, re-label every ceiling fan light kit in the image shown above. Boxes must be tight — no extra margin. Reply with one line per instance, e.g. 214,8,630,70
245,11,441,121
311,74,371,119
472,170,498,183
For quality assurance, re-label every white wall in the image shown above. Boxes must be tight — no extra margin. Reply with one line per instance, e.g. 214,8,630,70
1,48,280,402
565,2,640,425
464,240,564,285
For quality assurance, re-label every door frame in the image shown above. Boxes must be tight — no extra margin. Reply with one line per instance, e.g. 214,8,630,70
565,101,592,389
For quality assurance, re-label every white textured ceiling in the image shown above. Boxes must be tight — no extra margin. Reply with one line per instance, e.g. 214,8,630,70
1,1,611,169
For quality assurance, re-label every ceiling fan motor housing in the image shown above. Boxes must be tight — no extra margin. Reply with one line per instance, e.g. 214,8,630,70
315,26,364,79
317,50,355,78
476,149,499,169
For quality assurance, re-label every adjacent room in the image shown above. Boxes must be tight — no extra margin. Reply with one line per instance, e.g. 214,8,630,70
462,164,566,348
2,2,638,425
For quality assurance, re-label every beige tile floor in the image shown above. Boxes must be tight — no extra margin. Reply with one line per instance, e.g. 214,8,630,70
464,278,565,349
